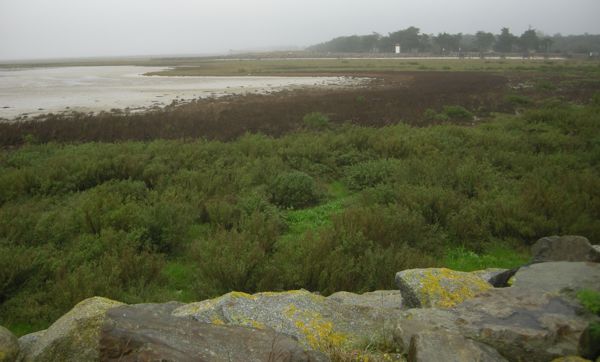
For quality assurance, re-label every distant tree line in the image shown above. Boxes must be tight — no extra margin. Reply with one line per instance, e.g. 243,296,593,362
307,26,600,56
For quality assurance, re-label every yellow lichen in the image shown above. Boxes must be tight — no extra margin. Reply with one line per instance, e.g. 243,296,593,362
228,291,256,300
287,307,348,352
417,268,491,308
211,317,225,325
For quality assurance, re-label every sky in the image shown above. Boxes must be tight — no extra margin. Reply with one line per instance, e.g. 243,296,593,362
1,0,599,60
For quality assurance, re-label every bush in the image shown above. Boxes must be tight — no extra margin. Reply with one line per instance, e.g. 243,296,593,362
442,105,474,121
270,171,320,209
303,112,330,130
506,94,532,106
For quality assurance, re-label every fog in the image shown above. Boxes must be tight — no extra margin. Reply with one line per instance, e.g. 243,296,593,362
1,0,599,60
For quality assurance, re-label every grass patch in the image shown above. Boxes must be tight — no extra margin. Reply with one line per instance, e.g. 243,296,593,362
442,244,529,271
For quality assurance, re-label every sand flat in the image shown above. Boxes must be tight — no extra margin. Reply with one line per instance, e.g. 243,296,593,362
0,66,357,120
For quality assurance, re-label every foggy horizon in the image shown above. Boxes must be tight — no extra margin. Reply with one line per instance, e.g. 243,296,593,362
1,0,600,61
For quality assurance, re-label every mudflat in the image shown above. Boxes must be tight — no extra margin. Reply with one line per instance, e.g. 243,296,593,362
0,66,360,119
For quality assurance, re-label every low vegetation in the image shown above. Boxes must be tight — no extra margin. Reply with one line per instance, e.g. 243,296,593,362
1,95,599,335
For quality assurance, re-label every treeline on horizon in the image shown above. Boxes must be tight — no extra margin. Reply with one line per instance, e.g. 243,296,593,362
308,26,600,55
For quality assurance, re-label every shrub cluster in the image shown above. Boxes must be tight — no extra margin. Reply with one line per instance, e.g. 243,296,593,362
1,100,599,335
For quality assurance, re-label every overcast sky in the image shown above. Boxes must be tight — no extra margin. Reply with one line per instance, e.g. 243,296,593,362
1,0,599,60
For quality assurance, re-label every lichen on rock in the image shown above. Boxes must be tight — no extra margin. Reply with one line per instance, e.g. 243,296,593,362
396,268,492,308
173,289,399,352
21,296,124,362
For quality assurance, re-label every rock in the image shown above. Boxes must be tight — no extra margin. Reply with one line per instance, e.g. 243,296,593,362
551,357,593,362
100,302,325,362
532,235,600,263
578,322,600,360
0,326,19,362
17,331,45,362
510,262,600,293
327,290,403,309
395,268,492,308
22,297,124,362
470,268,517,287
394,271,597,362
173,289,400,352
407,331,507,362
393,308,460,352
455,287,590,362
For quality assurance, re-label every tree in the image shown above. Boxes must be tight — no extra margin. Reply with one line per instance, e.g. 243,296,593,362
475,31,495,55
539,37,553,53
387,26,421,53
495,28,516,53
434,33,462,53
519,29,540,53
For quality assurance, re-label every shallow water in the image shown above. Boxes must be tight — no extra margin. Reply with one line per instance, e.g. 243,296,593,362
0,66,358,120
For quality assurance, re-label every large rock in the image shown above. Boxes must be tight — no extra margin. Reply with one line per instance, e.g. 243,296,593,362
100,302,325,362
470,268,518,288
510,261,600,293
327,290,403,309
16,331,45,362
455,287,591,362
21,297,124,362
395,289,592,362
395,268,492,308
407,331,507,362
532,235,600,263
0,326,19,362
172,289,400,352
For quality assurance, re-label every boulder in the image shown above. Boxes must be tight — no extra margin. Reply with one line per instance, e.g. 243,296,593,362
578,322,600,360
172,289,400,352
21,297,124,362
510,262,600,293
407,331,507,362
470,268,520,288
327,290,403,309
0,326,19,362
393,261,600,362
17,331,45,362
100,302,325,362
395,268,492,308
531,235,600,263
454,287,590,362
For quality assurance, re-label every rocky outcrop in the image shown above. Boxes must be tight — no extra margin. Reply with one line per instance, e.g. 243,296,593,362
21,297,123,362
0,326,19,362
173,289,399,352
12,235,600,361
532,235,600,263
407,331,507,362
100,302,325,362
16,331,44,362
393,261,600,362
395,268,492,308
510,261,600,293
327,290,402,309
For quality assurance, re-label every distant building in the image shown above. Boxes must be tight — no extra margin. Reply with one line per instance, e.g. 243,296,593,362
395,44,401,54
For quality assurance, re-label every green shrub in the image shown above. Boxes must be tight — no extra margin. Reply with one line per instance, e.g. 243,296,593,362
423,108,449,122
344,159,398,191
303,112,330,130
442,105,474,121
577,289,600,315
270,171,320,209
506,94,532,106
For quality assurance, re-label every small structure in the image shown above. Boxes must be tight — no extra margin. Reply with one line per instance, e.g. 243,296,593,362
395,44,401,54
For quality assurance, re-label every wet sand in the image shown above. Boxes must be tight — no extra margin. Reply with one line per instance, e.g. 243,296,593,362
0,66,360,120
